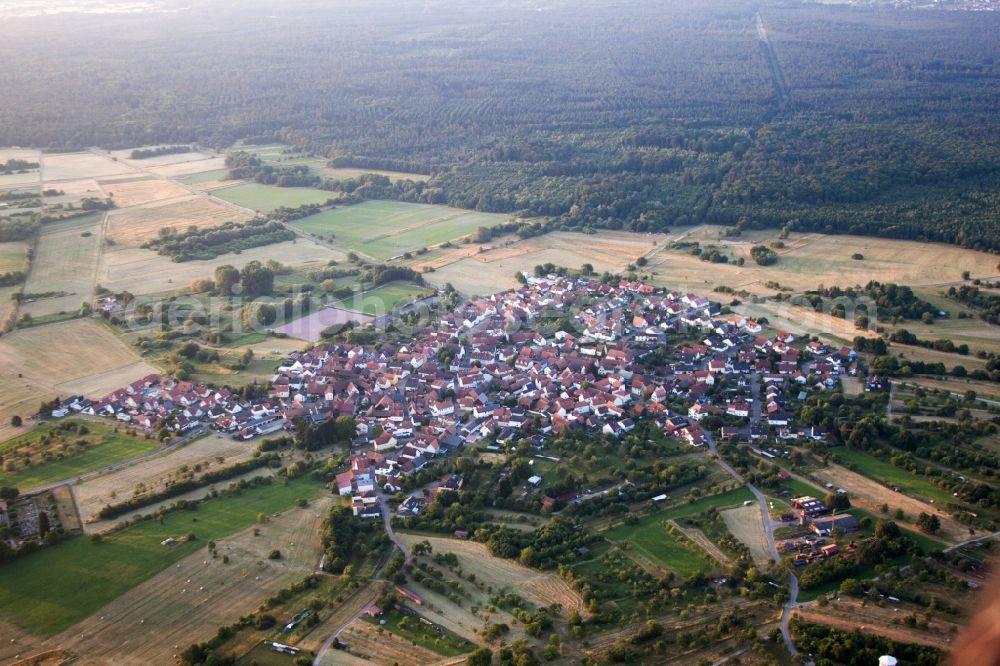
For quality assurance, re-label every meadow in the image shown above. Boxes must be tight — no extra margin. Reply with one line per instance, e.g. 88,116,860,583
334,281,432,316
601,487,754,577
289,200,510,260
0,419,160,491
0,473,325,636
0,240,27,273
826,447,958,507
212,182,336,213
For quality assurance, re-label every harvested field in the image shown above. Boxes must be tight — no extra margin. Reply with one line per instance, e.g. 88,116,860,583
273,307,374,342
112,148,213,168
336,619,443,666
720,505,772,566
150,157,228,178
106,195,250,247
99,177,189,209
396,533,584,613
33,495,333,663
793,597,959,650
424,256,521,296
0,240,27,273
71,432,258,525
0,371,56,444
41,177,103,205
810,462,969,543
0,319,158,397
20,213,102,318
41,152,134,182
98,240,342,295
317,166,429,182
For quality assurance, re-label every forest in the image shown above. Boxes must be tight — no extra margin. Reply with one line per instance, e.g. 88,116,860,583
0,1,998,249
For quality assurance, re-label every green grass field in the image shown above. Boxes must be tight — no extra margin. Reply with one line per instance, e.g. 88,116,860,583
334,281,432,316
0,420,161,490
178,168,232,184
829,447,957,506
289,200,509,260
602,487,753,577
212,183,336,213
0,474,325,636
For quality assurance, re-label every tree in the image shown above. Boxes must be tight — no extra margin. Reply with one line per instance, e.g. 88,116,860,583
0,486,18,500
825,493,851,511
466,647,493,666
750,245,778,266
921,311,934,325
214,264,240,296
38,511,51,538
9,415,21,427
916,512,940,534
239,260,274,298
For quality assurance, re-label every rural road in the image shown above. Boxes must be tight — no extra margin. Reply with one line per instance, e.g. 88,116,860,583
22,425,209,496
311,585,378,666
703,414,800,657
377,486,411,564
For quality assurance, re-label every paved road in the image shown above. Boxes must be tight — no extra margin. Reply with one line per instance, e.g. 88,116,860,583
311,586,378,666
23,425,209,495
703,428,799,656
377,486,410,565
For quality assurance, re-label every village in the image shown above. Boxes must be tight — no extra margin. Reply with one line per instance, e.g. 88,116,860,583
39,274,870,527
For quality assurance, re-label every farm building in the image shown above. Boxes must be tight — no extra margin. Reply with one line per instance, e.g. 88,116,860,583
810,514,860,536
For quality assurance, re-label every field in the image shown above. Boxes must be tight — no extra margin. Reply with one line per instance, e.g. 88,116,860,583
0,372,56,444
109,147,215,168
720,504,773,566
334,282,432,316
423,230,660,295
71,432,259,525
318,166,429,182
0,419,160,491
17,493,333,664
0,240,27,273
650,228,1000,296
150,156,228,178
98,239,341,295
273,307,374,342
810,457,968,543
289,200,510,260
98,176,190,208
396,533,584,614
0,473,326,637
41,177,103,205
212,183,336,214
20,213,103,318
0,318,158,397
105,195,251,247
41,152,134,181
601,487,754,577
793,596,960,651
336,619,446,666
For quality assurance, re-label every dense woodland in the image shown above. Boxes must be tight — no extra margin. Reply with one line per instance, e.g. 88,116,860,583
0,0,998,249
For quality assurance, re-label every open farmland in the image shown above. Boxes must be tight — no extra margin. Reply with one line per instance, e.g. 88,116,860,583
71,432,258,525
0,371,57,443
37,495,333,664
20,213,102,318
149,156,228,178
318,166,429,182
0,318,158,397
650,228,1000,296
289,200,511,260
212,183,335,214
335,619,446,666
41,152,134,182
334,282,432,316
0,419,160,491
98,239,342,295
98,176,189,208
0,240,27,273
0,474,326,637
105,195,251,247
108,147,215,168
0,149,41,190
41,177,103,205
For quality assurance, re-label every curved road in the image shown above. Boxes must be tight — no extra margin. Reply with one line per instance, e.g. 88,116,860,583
703,378,800,656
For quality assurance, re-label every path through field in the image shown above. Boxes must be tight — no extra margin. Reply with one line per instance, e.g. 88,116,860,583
667,519,731,566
